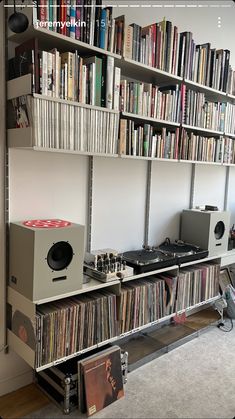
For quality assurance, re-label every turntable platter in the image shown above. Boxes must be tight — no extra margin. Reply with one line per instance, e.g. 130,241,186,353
122,249,162,265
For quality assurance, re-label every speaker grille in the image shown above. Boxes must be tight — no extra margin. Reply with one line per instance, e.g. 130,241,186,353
214,221,225,240
47,241,73,271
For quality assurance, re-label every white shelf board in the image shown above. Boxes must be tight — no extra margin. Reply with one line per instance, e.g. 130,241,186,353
179,159,222,166
227,94,235,101
122,112,180,127
224,132,235,139
7,74,32,100
34,278,120,305
33,93,120,113
223,162,235,167
121,265,179,283
120,155,178,163
8,24,121,61
184,79,228,102
120,57,182,85
179,255,221,268
182,124,224,136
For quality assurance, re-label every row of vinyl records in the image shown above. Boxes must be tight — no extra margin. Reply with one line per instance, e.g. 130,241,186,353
34,1,235,94
120,263,220,334
119,122,235,164
10,96,119,154
33,262,219,367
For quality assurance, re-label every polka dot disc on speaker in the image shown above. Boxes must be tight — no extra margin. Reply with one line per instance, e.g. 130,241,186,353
23,219,71,228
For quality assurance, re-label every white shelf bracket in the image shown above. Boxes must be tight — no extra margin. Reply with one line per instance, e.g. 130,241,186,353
144,160,152,247
86,156,94,253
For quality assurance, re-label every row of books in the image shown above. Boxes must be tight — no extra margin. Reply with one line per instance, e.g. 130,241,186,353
178,35,231,93
119,121,179,159
176,263,220,312
179,131,224,163
119,120,235,163
181,87,235,134
123,18,234,94
36,0,124,55
9,40,120,110
223,137,235,165
10,96,119,153
120,81,181,123
119,263,219,334
35,289,118,367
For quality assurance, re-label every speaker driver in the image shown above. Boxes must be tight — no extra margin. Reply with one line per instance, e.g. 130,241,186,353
214,221,225,240
47,241,73,271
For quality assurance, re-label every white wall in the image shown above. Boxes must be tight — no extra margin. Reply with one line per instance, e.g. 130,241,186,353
1,0,235,396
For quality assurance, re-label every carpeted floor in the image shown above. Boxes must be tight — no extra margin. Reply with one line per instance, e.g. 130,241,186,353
25,325,235,419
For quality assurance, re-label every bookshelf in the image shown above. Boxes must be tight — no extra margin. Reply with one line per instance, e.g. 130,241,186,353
5,2,235,384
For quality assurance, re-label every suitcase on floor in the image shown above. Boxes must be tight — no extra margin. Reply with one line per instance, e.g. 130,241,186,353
35,348,128,415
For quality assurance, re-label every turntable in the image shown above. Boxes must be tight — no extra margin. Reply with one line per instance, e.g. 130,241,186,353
122,246,177,274
158,238,208,264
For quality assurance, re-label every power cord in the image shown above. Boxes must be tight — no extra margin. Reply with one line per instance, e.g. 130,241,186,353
217,318,234,333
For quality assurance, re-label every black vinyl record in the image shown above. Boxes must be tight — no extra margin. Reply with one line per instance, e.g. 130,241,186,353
12,310,36,350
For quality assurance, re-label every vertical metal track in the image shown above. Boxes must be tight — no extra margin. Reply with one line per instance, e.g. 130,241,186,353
86,156,94,253
144,160,152,247
189,163,196,209
224,166,230,211
0,2,7,353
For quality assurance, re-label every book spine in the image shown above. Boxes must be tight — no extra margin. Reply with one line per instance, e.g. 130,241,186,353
113,67,121,111
106,56,114,109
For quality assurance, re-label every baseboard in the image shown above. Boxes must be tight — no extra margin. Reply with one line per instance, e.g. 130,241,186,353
0,370,33,396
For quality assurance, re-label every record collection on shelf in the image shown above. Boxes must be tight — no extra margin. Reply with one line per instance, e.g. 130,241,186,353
32,262,220,367
35,289,118,368
119,263,219,334
9,95,119,153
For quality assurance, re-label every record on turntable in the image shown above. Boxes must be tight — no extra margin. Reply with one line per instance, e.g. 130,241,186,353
158,238,208,264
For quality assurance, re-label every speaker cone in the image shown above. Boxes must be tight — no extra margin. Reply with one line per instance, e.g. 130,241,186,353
47,241,73,271
214,221,225,240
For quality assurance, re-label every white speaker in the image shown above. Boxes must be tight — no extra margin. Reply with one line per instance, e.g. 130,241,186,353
181,209,230,256
9,219,85,302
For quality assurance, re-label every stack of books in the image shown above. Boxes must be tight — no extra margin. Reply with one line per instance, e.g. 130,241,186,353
225,103,235,135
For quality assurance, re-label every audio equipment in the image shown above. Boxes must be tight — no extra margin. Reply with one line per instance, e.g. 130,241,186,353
181,209,230,256
9,219,85,302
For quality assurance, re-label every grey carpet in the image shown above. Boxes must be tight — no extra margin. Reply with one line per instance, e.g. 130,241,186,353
25,325,235,419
